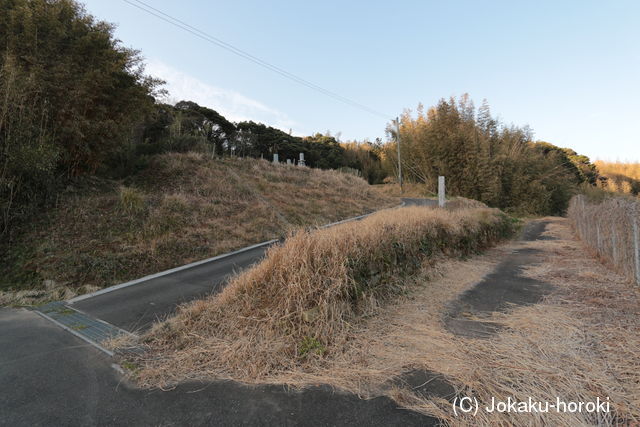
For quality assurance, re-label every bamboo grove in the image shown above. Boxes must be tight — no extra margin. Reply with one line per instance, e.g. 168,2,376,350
381,95,599,215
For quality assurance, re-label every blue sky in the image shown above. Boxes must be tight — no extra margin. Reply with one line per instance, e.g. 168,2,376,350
82,0,639,161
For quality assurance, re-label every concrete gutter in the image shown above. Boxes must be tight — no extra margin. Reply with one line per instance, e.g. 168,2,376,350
67,239,279,304
33,303,119,357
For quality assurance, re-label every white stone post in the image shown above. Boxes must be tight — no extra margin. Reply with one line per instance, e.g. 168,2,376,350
438,176,446,208
273,153,279,164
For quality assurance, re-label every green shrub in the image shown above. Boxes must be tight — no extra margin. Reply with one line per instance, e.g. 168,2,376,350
298,336,327,358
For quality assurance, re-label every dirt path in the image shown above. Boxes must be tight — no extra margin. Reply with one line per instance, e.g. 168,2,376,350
239,217,638,425
51,216,634,425
444,220,554,338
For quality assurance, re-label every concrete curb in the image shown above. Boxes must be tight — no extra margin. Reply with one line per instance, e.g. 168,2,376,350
67,238,279,304
318,212,372,229
30,200,434,360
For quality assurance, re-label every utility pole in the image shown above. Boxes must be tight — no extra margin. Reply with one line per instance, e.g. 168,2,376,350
396,117,403,193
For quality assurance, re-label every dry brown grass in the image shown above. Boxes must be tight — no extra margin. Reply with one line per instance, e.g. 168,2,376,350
130,216,639,426
594,161,640,195
1,152,397,301
568,194,640,285
0,284,99,307
132,206,513,386
595,161,640,181
371,182,436,198
444,197,488,210
386,219,639,425
102,332,138,352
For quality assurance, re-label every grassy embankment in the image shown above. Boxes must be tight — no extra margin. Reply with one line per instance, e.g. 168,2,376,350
130,205,515,385
0,152,397,305
372,182,437,198
130,213,639,426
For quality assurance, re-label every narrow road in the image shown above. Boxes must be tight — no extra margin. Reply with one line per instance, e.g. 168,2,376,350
387,220,557,403
1,201,447,426
71,201,436,334
71,244,269,332
0,308,434,426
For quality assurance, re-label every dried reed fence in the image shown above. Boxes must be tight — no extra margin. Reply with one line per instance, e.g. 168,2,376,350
568,194,640,285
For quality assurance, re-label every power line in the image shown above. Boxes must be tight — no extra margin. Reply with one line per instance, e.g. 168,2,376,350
121,0,391,119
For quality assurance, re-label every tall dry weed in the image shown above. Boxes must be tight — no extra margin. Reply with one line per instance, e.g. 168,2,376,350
2,152,397,299
129,216,639,426
134,206,514,386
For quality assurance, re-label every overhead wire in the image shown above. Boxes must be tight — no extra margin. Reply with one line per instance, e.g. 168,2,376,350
122,0,391,119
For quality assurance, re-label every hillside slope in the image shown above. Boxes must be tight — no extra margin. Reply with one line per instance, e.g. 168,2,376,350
1,152,397,304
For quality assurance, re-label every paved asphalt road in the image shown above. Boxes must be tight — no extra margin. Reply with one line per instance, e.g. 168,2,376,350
0,308,435,426
2,202,445,426
72,245,270,332
73,201,436,333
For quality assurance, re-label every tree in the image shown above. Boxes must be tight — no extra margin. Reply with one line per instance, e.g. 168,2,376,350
0,0,161,176
301,133,345,169
382,95,597,215
562,148,599,185
341,141,386,184
0,0,161,234
174,101,236,155
0,55,58,233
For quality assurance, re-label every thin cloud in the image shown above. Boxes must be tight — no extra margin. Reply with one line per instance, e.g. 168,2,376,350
146,59,298,131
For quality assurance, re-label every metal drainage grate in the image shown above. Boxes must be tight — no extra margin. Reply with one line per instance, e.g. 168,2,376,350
34,302,135,356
